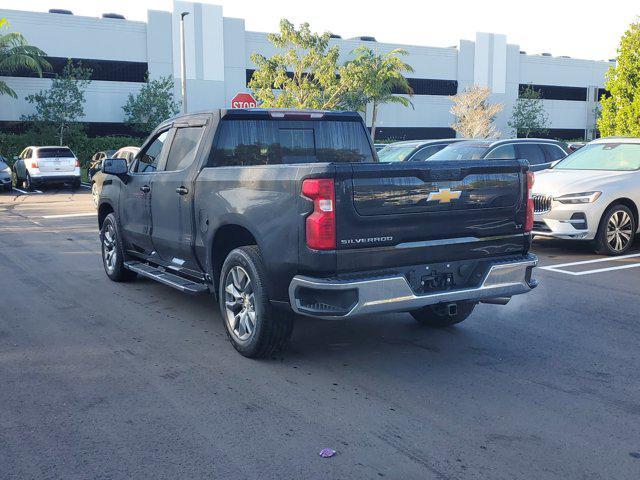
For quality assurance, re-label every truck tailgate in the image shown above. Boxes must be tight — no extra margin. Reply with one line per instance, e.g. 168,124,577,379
334,160,529,272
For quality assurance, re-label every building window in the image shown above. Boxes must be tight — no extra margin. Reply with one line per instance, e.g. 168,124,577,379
395,78,458,96
8,57,147,83
246,70,458,96
519,84,587,101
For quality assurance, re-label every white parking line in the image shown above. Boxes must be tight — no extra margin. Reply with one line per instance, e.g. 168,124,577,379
81,183,91,188
539,253,640,276
12,187,28,194
42,212,96,219
34,189,43,194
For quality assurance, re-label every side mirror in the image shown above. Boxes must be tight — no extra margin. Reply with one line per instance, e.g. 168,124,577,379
103,157,128,175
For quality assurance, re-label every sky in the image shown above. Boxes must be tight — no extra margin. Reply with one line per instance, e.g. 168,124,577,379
1,0,637,61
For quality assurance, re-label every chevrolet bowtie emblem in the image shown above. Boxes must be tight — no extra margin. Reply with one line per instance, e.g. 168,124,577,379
427,188,462,203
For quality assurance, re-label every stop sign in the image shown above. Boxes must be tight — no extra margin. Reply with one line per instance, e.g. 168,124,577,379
231,92,257,109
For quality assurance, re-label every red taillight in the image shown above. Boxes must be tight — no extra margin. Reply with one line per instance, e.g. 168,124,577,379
525,171,534,233
75,159,81,168
302,178,336,250
31,161,38,169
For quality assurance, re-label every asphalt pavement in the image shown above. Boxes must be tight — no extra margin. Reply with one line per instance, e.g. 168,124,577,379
1,187,639,480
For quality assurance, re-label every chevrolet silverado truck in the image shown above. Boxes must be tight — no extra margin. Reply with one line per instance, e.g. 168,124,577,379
98,109,537,358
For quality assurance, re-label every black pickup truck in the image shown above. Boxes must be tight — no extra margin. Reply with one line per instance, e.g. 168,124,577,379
98,109,537,358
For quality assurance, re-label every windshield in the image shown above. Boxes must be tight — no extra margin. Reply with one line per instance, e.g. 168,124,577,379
428,144,488,161
555,143,640,171
37,147,75,158
377,145,418,163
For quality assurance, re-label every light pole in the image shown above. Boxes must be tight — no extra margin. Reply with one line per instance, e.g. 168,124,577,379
180,11,189,114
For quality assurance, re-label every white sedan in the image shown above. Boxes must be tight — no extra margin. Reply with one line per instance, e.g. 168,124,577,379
532,137,640,255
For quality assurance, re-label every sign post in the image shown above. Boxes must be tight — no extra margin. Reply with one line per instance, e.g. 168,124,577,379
231,92,258,109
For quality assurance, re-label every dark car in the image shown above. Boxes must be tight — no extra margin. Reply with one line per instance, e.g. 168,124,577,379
91,147,139,206
97,109,537,358
428,138,569,171
377,139,464,163
87,150,116,180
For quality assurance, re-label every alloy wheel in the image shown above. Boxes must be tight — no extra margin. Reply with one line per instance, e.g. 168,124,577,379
224,266,256,342
606,210,633,252
102,223,117,273
92,183,99,207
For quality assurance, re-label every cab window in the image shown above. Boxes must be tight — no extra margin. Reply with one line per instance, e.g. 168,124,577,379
516,144,546,165
163,127,205,172
133,131,169,173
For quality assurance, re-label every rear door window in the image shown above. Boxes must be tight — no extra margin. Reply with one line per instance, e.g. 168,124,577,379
211,119,374,166
410,144,446,161
163,127,204,172
541,144,567,161
516,144,547,165
485,144,516,159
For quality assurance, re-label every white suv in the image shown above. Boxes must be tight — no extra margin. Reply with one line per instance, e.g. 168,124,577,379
13,146,82,191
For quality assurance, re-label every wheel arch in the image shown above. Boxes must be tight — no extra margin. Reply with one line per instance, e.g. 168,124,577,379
210,223,260,292
603,198,638,231
97,202,115,230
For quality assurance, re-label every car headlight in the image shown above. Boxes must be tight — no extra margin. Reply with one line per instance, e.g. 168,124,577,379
554,191,601,204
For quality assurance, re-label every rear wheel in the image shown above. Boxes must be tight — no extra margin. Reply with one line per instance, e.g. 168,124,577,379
100,213,136,282
72,178,81,190
219,246,294,358
594,204,636,256
24,172,33,191
411,301,477,328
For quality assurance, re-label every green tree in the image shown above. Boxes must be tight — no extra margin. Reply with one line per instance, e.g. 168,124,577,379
598,20,640,136
344,46,414,141
248,19,352,109
450,85,503,139
508,85,549,137
22,60,92,145
123,75,181,135
0,19,51,98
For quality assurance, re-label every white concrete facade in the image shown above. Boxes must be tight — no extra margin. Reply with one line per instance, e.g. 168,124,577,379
0,3,611,139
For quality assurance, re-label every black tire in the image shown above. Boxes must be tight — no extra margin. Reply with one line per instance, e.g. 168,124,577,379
72,178,81,190
100,213,137,282
218,245,294,358
411,301,477,328
24,172,33,191
594,204,636,256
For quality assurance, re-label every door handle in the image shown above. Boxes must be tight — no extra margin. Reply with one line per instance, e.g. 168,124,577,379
176,186,189,195
140,185,150,193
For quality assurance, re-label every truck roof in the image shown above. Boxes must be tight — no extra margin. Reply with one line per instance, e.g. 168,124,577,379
163,109,363,125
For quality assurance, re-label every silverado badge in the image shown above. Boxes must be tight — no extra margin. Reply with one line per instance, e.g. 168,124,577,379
427,187,462,203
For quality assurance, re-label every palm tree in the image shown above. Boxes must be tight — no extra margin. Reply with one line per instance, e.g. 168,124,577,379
0,20,50,98
345,46,414,141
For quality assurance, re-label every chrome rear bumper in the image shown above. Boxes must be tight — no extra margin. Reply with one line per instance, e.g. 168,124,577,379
289,256,537,319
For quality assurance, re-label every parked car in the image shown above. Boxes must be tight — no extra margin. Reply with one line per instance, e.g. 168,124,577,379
97,108,537,358
0,155,12,191
88,150,116,180
91,147,139,206
13,146,81,190
532,137,640,255
428,138,569,171
374,143,386,152
377,139,464,163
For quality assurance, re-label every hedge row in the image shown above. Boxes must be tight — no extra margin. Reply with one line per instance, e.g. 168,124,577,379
0,132,144,167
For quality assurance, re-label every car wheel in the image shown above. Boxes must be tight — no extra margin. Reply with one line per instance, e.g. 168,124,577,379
72,178,81,190
411,301,477,327
219,246,294,358
91,182,99,207
594,204,636,256
24,172,33,191
100,213,137,282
